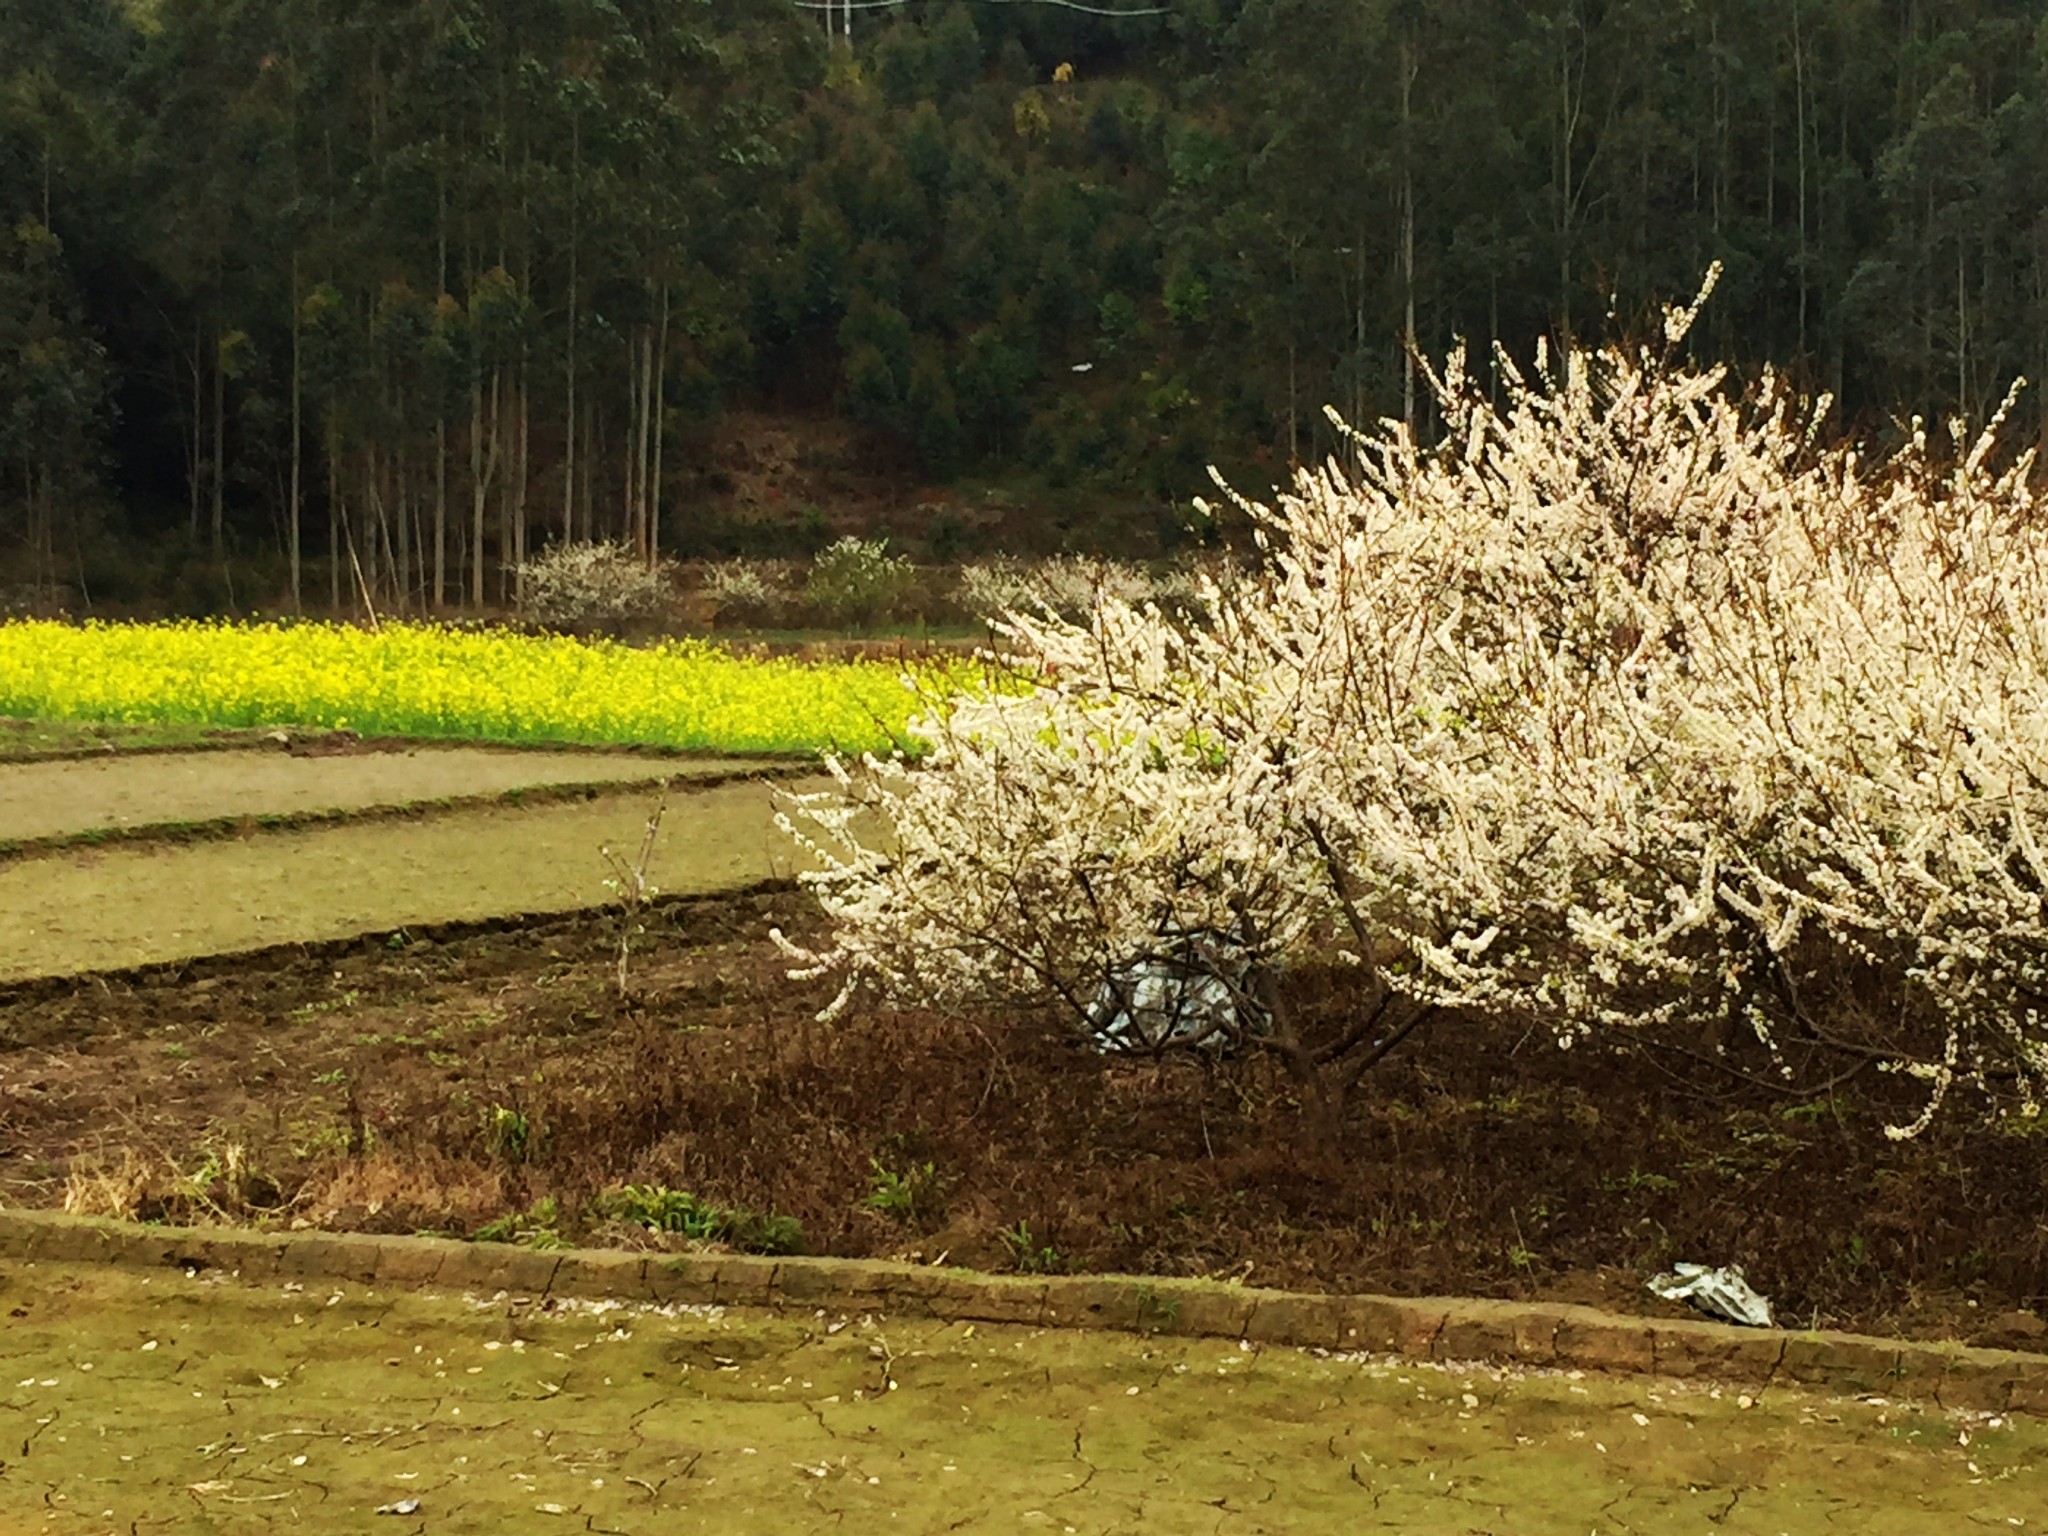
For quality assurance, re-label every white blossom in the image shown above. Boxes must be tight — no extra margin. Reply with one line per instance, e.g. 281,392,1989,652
779,272,2048,1137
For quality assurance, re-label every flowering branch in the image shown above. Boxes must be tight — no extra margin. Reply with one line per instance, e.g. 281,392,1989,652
778,269,2048,1141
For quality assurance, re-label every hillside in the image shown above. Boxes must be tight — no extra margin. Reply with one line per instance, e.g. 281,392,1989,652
4,0,2047,611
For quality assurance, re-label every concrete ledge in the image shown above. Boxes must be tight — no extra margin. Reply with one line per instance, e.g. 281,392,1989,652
3,1207,2040,1416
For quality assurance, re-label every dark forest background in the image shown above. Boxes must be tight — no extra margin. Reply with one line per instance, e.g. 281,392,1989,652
4,0,2047,614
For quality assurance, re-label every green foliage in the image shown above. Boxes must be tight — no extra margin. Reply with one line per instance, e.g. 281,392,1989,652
9,0,2048,606
1096,291,1140,354
1601,1167,1678,1196
925,3,982,99
1161,268,1210,327
862,1157,941,1222
839,296,916,435
908,342,963,474
474,1197,564,1250
999,1220,1063,1275
874,23,934,108
593,1185,805,1255
954,327,1033,458
804,536,916,630
483,1105,535,1165
1127,1283,1182,1333
0,216,111,601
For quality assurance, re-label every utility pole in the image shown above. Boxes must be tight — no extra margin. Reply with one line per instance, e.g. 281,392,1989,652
821,0,850,50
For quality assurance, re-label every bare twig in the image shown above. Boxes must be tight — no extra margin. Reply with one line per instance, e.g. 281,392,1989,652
601,789,668,998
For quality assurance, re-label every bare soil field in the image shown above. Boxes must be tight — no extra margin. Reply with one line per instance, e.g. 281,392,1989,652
5,886,2048,1351
0,745,765,847
3,1257,2039,1535
0,776,823,981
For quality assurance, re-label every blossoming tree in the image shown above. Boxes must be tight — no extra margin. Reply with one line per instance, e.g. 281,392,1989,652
777,273,2048,1140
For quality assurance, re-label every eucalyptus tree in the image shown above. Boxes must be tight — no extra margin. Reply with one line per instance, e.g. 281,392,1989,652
0,0,130,600
0,219,111,604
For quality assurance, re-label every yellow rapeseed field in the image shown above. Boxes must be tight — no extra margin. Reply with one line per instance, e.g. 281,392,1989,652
0,620,961,755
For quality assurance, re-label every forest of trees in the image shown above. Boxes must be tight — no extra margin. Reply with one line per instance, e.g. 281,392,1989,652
3,0,2046,614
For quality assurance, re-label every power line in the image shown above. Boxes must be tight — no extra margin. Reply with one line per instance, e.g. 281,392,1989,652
791,0,1174,17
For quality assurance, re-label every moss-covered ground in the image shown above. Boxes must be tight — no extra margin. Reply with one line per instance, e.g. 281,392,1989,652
0,774,826,981
0,747,762,847
1,1258,2040,1534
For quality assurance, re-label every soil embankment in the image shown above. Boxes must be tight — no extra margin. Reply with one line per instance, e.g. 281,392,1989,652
6,889,2048,1347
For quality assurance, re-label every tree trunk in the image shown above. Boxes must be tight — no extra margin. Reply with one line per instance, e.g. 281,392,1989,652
1792,0,1809,360
650,284,668,566
363,444,383,611
505,366,528,607
328,425,341,612
470,379,486,608
189,317,203,540
623,325,641,555
22,461,39,602
209,327,228,569
633,323,656,560
1398,34,1418,435
498,370,513,606
433,418,446,611
395,431,412,615
211,326,227,569
562,113,580,545
289,253,302,615
1556,18,1576,340
580,400,595,542
1957,240,1968,418
1352,230,1366,473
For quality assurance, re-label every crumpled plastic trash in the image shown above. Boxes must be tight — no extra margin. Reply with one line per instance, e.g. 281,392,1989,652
1086,926,1267,1053
1647,1262,1774,1328
375,1498,422,1516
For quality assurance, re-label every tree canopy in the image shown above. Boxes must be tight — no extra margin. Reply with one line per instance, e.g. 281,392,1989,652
5,0,2047,610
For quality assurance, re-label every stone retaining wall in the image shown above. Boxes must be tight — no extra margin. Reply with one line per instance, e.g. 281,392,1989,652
6,1208,2044,1415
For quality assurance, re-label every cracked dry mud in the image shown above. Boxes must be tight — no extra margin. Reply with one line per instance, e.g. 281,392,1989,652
2,1260,2042,1534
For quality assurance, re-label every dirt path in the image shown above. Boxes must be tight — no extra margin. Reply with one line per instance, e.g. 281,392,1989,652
0,1257,2037,1535
0,748,770,845
0,777,827,981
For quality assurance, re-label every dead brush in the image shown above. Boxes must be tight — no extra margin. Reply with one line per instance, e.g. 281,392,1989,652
293,1151,512,1234
61,1147,166,1220
61,1140,285,1223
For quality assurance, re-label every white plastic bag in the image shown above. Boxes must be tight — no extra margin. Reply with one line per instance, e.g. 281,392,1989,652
1647,1262,1774,1328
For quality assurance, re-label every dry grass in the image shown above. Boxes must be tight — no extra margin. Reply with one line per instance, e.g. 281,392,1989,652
294,1153,512,1234
60,1148,172,1219
61,1140,284,1223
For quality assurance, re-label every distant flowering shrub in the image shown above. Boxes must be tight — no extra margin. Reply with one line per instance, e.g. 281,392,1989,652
518,540,673,627
700,559,784,629
955,555,1156,624
777,268,2048,1140
804,537,916,630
